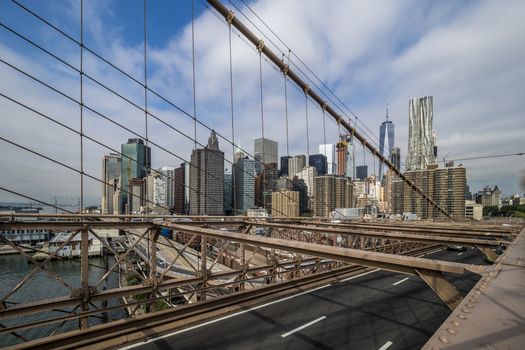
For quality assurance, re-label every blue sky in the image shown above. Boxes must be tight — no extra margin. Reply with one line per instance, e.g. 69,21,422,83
0,0,524,206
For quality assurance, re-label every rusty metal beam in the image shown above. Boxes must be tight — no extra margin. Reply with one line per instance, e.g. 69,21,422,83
0,221,153,230
0,255,324,320
247,221,503,248
164,223,484,276
303,221,515,238
416,268,463,310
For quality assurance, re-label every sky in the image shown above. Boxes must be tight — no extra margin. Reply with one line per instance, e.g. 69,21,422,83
0,0,524,206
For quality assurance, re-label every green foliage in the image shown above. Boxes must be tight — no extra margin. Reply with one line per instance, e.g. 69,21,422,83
483,205,525,217
126,273,141,286
155,300,169,310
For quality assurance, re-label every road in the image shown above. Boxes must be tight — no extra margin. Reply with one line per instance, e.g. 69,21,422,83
127,247,486,350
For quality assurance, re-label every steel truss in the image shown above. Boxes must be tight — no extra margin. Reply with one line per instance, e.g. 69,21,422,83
1,214,519,348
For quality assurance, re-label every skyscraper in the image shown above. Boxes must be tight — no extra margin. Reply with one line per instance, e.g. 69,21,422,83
234,157,255,214
313,175,353,217
224,169,233,215
288,155,306,178
254,138,278,174
403,166,466,220
390,147,401,170
406,96,436,171
120,138,151,214
280,156,291,177
378,106,395,180
309,154,327,176
101,153,121,214
259,164,278,212
356,165,368,180
319,144,336,174
336,139,348,177
159,166,175,209
189,131,224,215
174,163,186,215
271,191,299,218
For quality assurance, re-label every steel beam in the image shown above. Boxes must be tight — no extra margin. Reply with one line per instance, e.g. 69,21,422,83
303,221,515,238
246,221,503,248
416,268,463,310
164,223,484,276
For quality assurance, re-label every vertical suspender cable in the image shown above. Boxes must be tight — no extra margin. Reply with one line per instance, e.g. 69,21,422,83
191,0,197,215
258,51,264,140
143,0,149,204
284,50,290,157
304,89,310,166
372,150,377,181
283,72,289,157
79,0,84,213
191,0,197,149
228,13,236,214
322,107,327,157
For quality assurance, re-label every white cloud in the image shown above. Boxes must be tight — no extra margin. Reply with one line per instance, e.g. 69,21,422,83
0,0,524,206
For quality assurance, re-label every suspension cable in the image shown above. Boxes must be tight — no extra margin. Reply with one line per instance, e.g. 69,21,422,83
79,0,84,212
228,11,236,214
2,2,352,220
191,0,198,150
283,52,290,157
258,49,265,140
304,86,310,166
143,0,149,206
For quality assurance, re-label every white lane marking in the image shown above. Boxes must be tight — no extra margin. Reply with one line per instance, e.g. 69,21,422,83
340,269,380,282
122,269,381,349
120,284,330,349
457,252,463,256
393,277,409,286
378,340,393,350
281,316,327,338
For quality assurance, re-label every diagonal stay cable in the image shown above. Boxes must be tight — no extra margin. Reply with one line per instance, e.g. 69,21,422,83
0,54,263,216
2,7,346,218
0,93,238,216
4,1,267,178
1,8,327,218
0,57,295,218
235,0,383,147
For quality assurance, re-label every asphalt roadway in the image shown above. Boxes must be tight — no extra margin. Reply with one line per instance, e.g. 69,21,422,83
128,247,486,350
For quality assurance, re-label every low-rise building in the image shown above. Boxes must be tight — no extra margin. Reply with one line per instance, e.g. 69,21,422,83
465,200,483,220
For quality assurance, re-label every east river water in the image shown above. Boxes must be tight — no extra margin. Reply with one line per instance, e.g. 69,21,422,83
0,254,125,347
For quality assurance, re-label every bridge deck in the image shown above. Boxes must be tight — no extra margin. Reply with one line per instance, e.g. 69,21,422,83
423,226,525,349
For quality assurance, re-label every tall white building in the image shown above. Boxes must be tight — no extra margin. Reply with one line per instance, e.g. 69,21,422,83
406,96,436,171
101,153,121,214
254,138,278,174
160,166,175,209
234,157,255,214
153,174,166,207
297,166,317,197
319,144,336,174
288,155,306,178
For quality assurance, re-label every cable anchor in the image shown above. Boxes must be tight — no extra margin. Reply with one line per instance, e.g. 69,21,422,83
257,39,265,52
282,64,289,76
227,10,235,25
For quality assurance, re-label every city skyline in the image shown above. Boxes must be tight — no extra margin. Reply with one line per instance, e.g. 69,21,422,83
1,1,524,206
